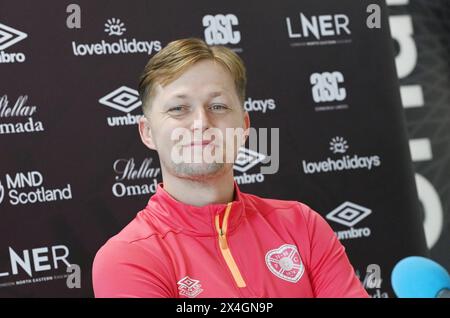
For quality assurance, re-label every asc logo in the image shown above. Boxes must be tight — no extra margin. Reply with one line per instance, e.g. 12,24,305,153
203,14,241,45
310,71,346,103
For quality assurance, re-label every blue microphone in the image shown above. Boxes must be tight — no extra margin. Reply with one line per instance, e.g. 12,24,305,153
391,256,450,298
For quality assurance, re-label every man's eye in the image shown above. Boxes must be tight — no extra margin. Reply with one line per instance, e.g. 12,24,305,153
168,106,188,114
210,104,228,111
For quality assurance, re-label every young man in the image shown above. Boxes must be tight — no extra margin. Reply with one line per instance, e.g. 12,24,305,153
92,38,369,298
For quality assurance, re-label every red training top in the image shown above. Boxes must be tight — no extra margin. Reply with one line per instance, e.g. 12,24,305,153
93,181,369,298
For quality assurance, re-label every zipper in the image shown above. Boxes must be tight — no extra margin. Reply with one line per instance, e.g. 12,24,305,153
214,202,247,288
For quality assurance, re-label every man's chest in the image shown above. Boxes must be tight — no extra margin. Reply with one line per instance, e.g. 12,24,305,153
165,230,314,298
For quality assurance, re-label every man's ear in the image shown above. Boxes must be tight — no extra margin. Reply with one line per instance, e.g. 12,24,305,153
138,116,157,150
243,111,251,144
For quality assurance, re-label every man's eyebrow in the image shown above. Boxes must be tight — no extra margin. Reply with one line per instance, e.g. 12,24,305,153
169,93,188,99
208,91,223,98
168,91,224,100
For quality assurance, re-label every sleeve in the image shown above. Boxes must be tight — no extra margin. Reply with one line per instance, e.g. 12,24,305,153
300,203,370,298
92,240,175,298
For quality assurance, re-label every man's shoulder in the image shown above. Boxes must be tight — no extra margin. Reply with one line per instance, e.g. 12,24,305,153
96,209,171,255
92,213,174,295
93,212,169,267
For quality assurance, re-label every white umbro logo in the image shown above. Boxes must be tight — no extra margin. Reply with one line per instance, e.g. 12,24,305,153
177,276,203,298
233,148,266,173
326,201,372,227
0,22,27,51
99,86,142,113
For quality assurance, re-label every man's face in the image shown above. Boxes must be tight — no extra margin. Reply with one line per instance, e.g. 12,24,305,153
139,59,250,181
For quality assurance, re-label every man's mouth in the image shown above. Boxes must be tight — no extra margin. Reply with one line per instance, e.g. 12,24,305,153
183,140,214,147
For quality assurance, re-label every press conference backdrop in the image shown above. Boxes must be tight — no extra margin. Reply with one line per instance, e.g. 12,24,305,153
0,0,445,297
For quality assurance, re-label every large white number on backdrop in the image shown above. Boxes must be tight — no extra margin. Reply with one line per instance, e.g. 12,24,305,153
389,16,416,78
409,139,443,248
388,0,443,248
386,0,409,6
415,174,444,248
390,13,424,109
203,14,241,45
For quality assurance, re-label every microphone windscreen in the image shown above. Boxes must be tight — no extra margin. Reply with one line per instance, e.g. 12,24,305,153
391,256,450,298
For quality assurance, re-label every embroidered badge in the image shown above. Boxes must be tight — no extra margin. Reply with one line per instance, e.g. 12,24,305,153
265,244,304,283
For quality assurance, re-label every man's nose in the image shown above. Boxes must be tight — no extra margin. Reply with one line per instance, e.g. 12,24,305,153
190,106,211,131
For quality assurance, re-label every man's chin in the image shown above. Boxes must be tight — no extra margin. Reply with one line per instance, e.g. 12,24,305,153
172,162,229,180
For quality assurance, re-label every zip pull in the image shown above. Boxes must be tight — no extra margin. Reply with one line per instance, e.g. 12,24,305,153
219,230,228,249
215,203,232,250
214,202,247,288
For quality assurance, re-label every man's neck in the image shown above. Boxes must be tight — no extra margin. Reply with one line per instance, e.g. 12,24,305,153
161,170,236,207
